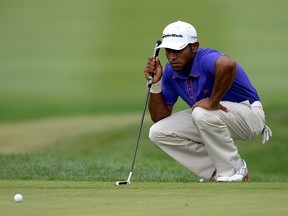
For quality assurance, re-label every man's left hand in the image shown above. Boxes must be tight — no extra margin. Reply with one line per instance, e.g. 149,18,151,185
192,98,228,112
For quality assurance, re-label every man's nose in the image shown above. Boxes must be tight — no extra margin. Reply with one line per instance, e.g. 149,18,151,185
169,52,177,60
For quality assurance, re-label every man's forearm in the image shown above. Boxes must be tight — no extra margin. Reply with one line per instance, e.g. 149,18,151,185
210,56,237,107
149,93,172,123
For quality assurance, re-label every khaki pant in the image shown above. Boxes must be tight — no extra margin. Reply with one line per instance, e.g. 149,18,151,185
149,100,266,179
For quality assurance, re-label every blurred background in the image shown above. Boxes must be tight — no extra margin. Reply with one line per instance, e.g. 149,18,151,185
0,0,286,121
0,0,287,181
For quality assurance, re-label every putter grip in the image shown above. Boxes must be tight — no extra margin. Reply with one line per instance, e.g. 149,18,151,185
153,40,162,59
148,40,162,86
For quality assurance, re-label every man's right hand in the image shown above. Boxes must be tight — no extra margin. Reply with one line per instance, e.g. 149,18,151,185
144,56,163,84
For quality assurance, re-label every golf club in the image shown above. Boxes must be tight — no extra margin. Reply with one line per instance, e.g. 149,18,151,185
115,40,161,186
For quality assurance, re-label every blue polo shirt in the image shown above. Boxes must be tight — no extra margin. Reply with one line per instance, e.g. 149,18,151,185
162,48,260,107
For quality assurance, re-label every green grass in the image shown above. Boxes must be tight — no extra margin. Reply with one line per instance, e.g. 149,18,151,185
1,181,288,216
0,114,287,182
0,0,287,215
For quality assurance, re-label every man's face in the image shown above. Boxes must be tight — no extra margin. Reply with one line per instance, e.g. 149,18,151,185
165,43,198,72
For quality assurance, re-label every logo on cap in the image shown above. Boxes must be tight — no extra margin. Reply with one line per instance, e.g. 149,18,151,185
162,34,183,39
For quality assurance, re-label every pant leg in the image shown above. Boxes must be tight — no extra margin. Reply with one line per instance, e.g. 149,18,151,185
149,109,215,179
192,100,265,177
149,101,265,179
220,100,265,140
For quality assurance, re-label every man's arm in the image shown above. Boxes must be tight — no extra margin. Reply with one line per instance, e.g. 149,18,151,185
149,93,172,123
192,55,237,111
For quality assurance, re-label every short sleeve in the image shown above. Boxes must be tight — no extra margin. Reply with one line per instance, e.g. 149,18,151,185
161,64,178,107
200,51,224,74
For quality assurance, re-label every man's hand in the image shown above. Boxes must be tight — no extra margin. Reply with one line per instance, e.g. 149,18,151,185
144,56,163,84
192,98,228,112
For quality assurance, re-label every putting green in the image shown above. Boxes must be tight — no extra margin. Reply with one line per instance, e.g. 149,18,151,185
1,180,287,216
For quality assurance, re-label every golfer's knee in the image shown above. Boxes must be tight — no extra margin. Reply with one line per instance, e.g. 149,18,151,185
192,107,216,126
149,123,162,145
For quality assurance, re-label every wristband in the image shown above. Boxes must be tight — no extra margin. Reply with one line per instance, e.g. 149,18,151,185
149,78,162,93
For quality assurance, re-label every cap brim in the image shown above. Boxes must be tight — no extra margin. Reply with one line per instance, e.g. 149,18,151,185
157,42,188,50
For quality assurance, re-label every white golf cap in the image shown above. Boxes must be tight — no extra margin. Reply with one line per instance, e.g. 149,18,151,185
157,21,198,50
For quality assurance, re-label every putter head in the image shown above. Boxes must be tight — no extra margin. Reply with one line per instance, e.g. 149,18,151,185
115,172,132,186
115,181,130,186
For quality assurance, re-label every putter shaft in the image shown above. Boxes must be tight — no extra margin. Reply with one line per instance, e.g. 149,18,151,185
115,40,161,186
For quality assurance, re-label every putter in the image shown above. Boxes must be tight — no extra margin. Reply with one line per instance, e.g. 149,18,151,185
115,40,161,186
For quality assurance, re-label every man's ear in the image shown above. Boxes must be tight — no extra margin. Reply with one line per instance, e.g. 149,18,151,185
189,42,199,54
191,42,199,53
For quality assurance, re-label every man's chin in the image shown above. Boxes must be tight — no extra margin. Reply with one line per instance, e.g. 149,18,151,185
171,65,183,71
